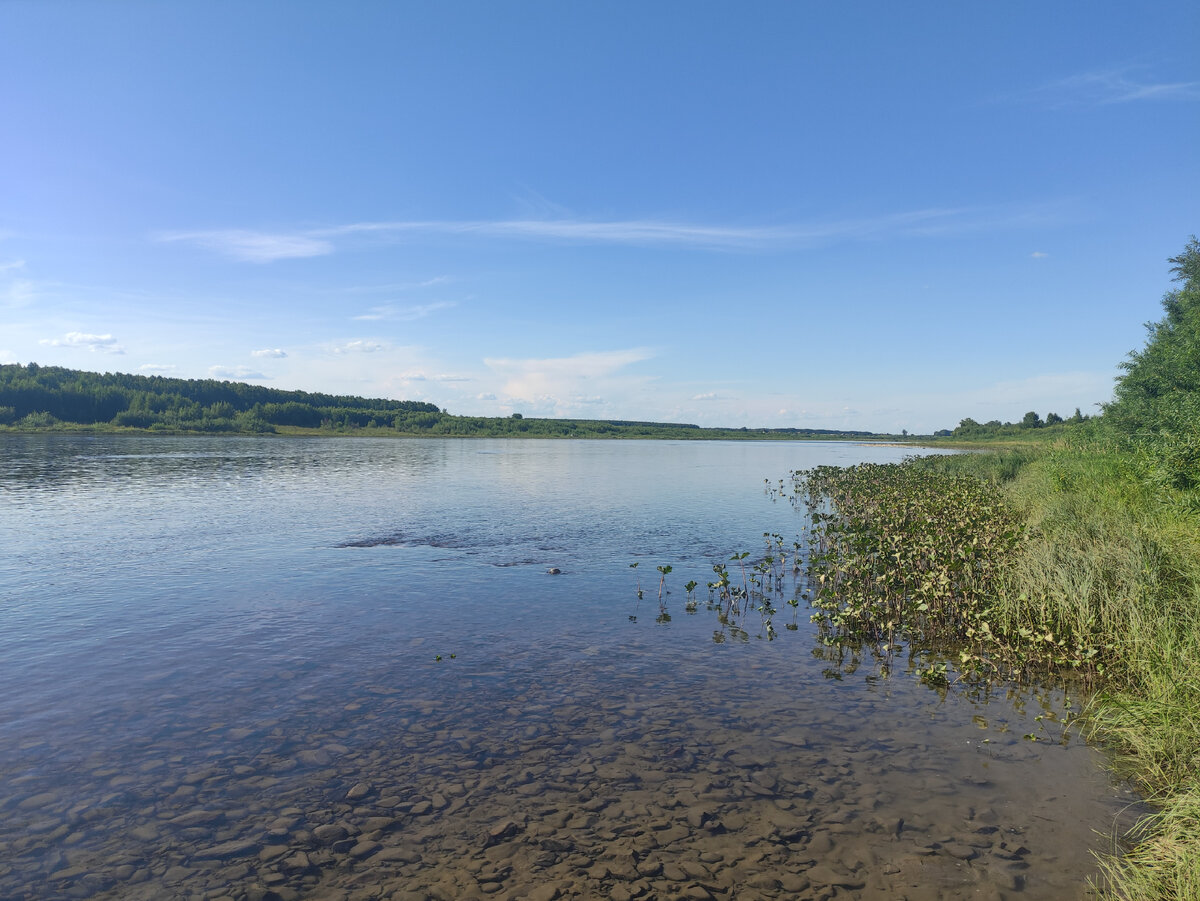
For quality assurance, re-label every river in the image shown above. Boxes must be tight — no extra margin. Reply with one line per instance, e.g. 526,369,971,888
0,435,1136,900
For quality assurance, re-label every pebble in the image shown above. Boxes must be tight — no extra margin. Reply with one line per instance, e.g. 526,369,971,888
192,838,259,860
282,851,311,872
349,840,381,859
171,809,225,827
0,659,1122,901
162,865,192,883
312,824,349,845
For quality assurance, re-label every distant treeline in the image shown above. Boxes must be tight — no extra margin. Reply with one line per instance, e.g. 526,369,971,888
949,408,1091,439
0,363,882,439
0,363,441,433
405,414,877,440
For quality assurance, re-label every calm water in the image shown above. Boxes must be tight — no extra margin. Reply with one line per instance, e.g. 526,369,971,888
0,435,1136,901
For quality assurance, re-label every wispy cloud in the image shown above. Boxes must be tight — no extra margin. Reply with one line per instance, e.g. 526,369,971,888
1020,68,1200,107
1031,251,1049,259
973,371,1111,408
483,348,654,415
325,210,1011,249
0,259,25,273
332,339,388,354
162,202,1063,262
486,348,653,380
251,348,288,358
158,229,334,262
3,278,38,308
209,365,267,380
40,332,125,354
139,363,178,374
397,371,472,383
353,300,457,322
334,277,452,295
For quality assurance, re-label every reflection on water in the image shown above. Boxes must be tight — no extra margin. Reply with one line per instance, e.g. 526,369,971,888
0,436,1136,900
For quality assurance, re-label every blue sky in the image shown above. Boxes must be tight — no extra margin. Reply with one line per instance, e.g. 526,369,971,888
2,1,1197,433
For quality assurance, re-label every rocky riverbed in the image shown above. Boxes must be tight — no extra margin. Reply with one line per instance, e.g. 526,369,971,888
1,656,1135,901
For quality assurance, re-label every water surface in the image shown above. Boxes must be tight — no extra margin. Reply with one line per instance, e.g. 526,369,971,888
0,436,1135,900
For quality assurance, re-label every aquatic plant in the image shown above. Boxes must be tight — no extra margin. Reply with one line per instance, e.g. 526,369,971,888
793,461,1101,681
684,580,699,613
730,551,750,596
656,564,672,601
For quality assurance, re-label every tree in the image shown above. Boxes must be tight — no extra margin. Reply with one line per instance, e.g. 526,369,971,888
1021,411,1043,429
1045,412,1064,425
1105,236,1200,433
1102,238,1200,487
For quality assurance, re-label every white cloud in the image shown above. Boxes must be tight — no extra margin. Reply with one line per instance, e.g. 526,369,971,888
0,349,16,363
1022,68,1200,106
692,391,721,401
0,259,24,272
252,348,288,358
353,301,457,322
1030,251,1049,259
482,348,655,416
486,348,652,385
158,229,334,263
477,393,497,401
139,363,178,374
208,365,267,380
332,339,388,354
39,332,125,354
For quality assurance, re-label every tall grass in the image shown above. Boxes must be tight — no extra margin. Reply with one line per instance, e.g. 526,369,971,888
911,440,1200,899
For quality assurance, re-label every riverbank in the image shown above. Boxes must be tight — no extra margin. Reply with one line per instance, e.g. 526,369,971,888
807,433,1200,899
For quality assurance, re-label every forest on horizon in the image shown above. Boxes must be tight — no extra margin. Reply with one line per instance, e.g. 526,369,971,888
0,363,880,440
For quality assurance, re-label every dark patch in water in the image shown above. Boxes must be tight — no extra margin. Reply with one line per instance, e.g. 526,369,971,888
337,531,472,550
336,532,408,548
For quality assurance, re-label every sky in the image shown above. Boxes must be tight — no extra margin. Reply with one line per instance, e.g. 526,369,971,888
1,1,1197,433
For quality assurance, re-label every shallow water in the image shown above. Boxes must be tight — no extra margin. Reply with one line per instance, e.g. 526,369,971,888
0,435,1137,900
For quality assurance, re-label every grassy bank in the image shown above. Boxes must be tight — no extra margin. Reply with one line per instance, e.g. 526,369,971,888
939,440,1200,900
801,434,1200,899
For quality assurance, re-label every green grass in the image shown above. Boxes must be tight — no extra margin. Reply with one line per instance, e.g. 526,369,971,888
801,434,1200,897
